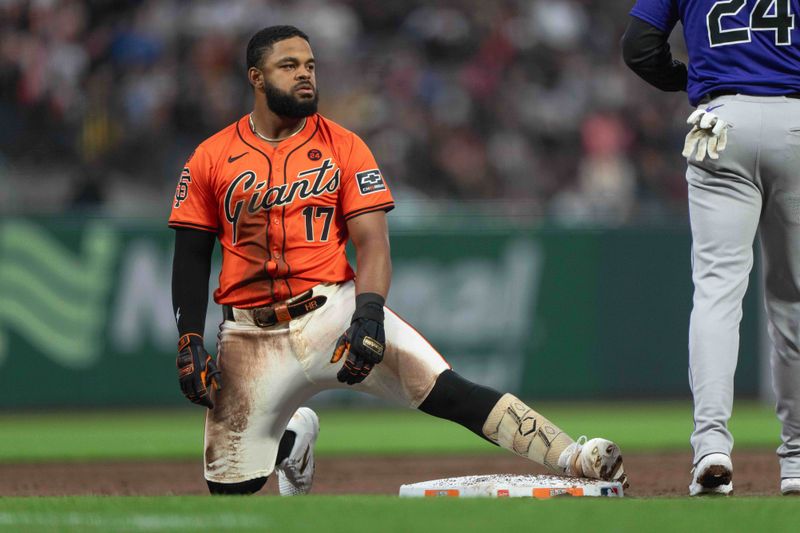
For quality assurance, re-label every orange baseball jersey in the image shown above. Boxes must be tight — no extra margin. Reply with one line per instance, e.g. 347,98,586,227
169,114,394,308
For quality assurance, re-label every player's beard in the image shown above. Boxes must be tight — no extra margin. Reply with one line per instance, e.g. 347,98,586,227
264,81,319,118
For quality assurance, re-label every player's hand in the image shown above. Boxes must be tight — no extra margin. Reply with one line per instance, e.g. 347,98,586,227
682,107,729,162
176,333,223,408
334,293,386,385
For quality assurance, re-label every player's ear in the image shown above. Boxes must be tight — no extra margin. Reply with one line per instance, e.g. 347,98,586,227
248,67,264,90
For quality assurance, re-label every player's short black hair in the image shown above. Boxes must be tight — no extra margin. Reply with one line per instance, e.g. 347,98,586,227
246,26,310,70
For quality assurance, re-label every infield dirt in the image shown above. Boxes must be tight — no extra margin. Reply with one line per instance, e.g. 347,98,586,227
0,450,783,497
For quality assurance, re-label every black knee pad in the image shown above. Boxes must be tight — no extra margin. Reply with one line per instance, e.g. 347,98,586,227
418,369,503,438
207,476,267,495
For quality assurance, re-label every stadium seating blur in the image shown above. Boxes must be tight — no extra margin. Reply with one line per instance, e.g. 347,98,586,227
0,0,692,224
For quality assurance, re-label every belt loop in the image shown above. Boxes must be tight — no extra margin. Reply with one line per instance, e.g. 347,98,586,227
273,303,292,322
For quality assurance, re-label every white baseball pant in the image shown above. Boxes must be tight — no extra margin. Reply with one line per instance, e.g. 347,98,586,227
203,280,450,483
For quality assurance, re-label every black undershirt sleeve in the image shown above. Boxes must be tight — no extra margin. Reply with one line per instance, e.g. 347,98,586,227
171,228,216,337
621,16,688,93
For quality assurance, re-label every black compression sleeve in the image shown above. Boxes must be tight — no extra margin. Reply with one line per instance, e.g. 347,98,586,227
172,228,216,337
622,16,688,92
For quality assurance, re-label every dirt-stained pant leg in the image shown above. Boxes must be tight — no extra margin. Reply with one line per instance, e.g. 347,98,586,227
687,96,762,464
296,281,451,407
205,280,449,484
204,318,315,484
363,307,452,407
760,98,800,479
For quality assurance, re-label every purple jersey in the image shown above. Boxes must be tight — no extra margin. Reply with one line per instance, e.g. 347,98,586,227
631,0,800,105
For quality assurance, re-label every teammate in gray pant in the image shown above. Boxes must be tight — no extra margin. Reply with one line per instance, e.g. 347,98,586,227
622,0,800,495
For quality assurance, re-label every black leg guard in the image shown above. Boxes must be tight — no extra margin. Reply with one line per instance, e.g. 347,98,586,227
418,369,503,442
207,476,267,495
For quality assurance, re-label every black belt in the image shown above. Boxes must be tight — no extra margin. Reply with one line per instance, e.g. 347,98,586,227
704,90,800,102
223,290,327,327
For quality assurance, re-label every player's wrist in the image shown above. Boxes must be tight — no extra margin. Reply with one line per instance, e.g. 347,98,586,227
178,333,204,351
353,292,385,323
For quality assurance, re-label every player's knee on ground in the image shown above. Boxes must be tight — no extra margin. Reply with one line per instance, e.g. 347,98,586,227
207,476,267,495
418,369,503,439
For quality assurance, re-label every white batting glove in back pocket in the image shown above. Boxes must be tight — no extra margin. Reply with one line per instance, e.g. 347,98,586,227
682,107,730,162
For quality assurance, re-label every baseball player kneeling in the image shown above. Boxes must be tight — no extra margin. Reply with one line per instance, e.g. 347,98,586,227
169,25,627,496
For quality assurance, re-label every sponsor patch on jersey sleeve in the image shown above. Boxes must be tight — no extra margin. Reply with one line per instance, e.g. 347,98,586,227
356,169,386,195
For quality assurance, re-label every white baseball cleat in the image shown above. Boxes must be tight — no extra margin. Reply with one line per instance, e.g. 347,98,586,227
276,407,320,496
558,436,628,488
689,453,733,496
781,478,800,495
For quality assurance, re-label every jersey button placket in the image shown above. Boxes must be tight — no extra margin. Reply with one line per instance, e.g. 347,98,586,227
270,155,282,255
272,159,282,260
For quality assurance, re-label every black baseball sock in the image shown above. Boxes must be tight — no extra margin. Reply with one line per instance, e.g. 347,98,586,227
418,369,503,444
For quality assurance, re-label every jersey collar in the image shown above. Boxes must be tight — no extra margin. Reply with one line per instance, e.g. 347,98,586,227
238,114,318,152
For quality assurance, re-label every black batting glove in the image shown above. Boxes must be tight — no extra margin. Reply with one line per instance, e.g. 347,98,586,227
177,333,223,408
334,293,386,385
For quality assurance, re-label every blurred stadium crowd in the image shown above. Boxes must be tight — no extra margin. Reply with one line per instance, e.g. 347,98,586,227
0,0,693,223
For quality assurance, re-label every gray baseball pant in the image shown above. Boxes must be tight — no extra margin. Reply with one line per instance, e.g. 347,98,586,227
687,94,800,478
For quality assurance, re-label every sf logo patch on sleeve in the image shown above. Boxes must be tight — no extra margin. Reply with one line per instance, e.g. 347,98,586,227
174,168,192,208
356,169,386,195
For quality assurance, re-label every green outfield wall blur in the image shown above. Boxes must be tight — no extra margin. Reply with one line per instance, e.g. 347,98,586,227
0,217,761,407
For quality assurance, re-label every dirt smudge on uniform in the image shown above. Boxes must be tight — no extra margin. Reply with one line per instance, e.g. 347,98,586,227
205,326,279,478
381,341,442,406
